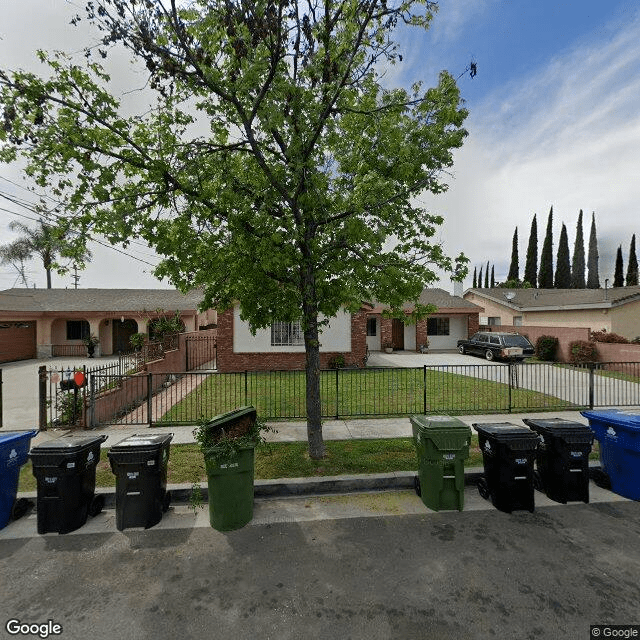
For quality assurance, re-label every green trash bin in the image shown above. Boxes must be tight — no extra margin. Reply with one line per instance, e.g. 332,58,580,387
410,415,472,511
197,406,258,532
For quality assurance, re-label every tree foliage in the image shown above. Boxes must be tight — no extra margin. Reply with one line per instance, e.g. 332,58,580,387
0,0,469,458
507,227,518,282
538,206,553,288
554,223,570,288
587,212,600,288
626,234,638,286
570,209,585,288
523,214,538,288
613,246,624,287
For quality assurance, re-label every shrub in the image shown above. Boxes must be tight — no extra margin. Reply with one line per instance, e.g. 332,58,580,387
569,340,598,363
328,354,346,369
535,335,559,361
631,336,640,344
590,329,629,344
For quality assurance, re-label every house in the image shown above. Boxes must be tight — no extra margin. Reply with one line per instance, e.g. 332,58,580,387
216,289,483,372
463,287,640,341
366,288,483,352
0,288,216,363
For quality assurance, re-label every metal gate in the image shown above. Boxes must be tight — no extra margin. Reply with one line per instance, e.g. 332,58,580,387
185,335,216,370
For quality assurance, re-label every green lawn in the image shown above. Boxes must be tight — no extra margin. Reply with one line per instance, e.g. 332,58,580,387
17,436,601,493
158,367,574,424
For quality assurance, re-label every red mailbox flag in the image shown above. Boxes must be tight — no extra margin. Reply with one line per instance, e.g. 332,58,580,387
74,371,86,387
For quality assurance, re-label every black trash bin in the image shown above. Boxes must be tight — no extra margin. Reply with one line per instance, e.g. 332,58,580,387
522,417,594,504
107,433,173,531
474,422,539,513
30,434,107,534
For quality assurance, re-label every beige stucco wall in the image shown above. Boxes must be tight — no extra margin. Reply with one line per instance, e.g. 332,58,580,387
465,293,518,326
609,300,640,339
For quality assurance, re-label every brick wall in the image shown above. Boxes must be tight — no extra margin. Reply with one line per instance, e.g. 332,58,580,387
489,325,590,362
595,342,640,363
217,308,368,372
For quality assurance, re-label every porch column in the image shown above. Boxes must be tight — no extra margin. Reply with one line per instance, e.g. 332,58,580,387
36,318,54,358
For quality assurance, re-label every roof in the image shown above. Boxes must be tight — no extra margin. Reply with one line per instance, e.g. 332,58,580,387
0,288,205,313
465,286,640,311
370,288,482,313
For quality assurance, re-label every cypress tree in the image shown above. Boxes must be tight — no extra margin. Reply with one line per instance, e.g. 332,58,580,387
538,206,554,288
626,234,638,286
524,214,538,287
554,223,571,288
484,261,489,288
570,209,586,288
478,265,483,288
508,228,519,281
587,212,600,288
472,266,477,288
613,246,624,287
491,265,495,287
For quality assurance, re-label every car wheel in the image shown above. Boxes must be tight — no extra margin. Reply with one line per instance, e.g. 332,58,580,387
458,345,465,355
485,349,495,361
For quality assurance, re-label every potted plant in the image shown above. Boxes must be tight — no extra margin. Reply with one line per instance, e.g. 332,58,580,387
192,406,274,531
418,338,430,354
83,334,100,358
383,341,394,354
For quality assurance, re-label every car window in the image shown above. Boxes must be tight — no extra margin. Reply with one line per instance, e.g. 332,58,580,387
471,333,482,341
489,337,500,345
502,335,532,348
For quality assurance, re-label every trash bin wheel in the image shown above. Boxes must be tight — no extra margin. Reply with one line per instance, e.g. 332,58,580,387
162,491,172,513
533,470,544,492
592,468,612,490
88,494,105,517
11,498,33,521
413,476,421,497
477,477,490,500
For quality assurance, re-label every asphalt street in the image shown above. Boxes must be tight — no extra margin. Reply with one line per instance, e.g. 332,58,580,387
1,489,639,640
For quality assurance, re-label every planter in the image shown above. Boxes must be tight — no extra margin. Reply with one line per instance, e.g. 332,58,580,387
384,347,393,354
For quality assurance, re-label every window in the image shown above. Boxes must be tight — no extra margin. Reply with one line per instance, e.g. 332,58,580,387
66,320,90,340
427,317,450,336
487,317,501,326
366,317,377,336
513,316,523,326
271,320,304,346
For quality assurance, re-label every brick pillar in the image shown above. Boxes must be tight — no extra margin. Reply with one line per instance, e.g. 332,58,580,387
416,320,428,351
467,314,480,338
216,308,234,372
380,316,393,349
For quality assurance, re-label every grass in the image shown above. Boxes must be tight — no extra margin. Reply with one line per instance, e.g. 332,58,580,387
158,367,574,424
17,436,601,493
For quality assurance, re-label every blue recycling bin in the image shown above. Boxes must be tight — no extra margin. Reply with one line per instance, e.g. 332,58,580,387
581,409,640,500
0,430,38,529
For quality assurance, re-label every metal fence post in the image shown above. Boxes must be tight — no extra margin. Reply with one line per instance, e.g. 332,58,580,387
89,373,96,429
147,372,153,427
0,368,3,429
507,363,513,413
38,365,48,431
335,368,340,420
423,365,427,415
244,370,248,406
589,363,595,409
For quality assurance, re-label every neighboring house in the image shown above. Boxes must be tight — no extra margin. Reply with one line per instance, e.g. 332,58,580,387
0,288,216,363
367,288,483,352
463,287,640,341
216,288,483,372
216,304,369,372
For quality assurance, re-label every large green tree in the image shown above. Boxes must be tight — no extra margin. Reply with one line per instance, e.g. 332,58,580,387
0,0,468,458
587,212,600,288
554,223,571,288
613,246,624,287
507,227,518,282
570,209,585,288
626,234,638,286
538,206,554,288
523,214,538,287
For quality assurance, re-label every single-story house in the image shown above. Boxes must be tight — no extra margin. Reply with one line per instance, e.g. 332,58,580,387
0,288,216,362
463,286,640,341
216,288,483,372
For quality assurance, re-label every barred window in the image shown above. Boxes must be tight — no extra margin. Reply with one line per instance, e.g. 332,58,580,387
427,317,450,336
66,320,90,340
271,320,304,346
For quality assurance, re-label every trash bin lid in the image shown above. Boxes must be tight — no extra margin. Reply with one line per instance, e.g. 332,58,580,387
109,433,173,451
523,417,592,434
204,406,257,430
30,433,108,453
474,422,538,441
581,409,640,430
0,430,38,446
410,415,469,431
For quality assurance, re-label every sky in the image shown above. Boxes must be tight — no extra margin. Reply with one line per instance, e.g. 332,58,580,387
0,0,639,291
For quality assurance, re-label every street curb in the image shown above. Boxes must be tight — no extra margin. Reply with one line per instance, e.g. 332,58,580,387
17,463,603,507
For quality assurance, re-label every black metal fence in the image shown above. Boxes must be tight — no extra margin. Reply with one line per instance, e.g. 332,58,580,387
42,361,640,428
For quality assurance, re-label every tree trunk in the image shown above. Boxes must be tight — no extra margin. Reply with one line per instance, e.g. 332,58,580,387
46,268,52,289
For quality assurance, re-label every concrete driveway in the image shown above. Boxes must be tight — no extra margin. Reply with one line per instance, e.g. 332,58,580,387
0,356,119,431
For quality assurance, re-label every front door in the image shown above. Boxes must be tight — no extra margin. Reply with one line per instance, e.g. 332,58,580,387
391,319,405,350
112,319,138,353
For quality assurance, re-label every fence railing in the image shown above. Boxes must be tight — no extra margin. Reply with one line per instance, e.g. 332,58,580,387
51,344,87,357
41,361,640,429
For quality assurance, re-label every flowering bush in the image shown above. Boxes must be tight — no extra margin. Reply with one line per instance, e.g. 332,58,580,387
569,340,598,363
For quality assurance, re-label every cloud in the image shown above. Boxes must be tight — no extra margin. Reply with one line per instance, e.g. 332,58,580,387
425,6,640,284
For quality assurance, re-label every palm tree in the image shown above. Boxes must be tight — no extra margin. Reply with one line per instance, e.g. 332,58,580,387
0,237,32,286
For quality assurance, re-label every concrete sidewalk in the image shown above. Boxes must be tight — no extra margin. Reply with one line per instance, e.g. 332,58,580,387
25,408,596,447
